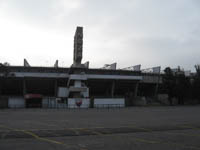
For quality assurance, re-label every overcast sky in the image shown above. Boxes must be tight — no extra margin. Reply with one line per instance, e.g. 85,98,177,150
0,0,199,71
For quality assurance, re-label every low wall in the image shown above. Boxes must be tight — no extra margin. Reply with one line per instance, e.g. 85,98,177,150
8,97,25,108
68,98,90,108
42,97,57,108
157,94,170,105
133,97,147,106
94,98,125,108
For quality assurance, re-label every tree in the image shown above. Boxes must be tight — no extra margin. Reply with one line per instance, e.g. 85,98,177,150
174,73,190,105
192,65,200,103
3,62,10,66
195,65,200,76
163,67,176,105
0,62,10,77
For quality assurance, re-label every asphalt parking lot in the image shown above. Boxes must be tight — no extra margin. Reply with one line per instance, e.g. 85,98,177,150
0,106,200,150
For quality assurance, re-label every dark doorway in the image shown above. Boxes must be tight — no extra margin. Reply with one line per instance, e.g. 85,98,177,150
26,98,42,108
24,94,43,108
0,96,8,108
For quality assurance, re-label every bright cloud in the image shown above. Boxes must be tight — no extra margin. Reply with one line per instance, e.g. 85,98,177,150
0,0,200,71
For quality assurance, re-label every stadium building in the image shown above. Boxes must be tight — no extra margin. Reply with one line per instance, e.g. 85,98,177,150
0,27,162,108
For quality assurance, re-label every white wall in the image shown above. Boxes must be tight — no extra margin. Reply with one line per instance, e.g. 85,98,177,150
43,97,77,108
68,98,90,108
42,97,51,108
81,88,89,98
58,87,69,97
74,81,81,87
94,98,125,108
8,97,25,108
42,97,59,108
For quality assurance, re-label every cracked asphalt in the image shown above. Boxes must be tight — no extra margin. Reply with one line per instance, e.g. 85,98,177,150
0,106,200,150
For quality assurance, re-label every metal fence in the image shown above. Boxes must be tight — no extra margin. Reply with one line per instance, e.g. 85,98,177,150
0,104,125,111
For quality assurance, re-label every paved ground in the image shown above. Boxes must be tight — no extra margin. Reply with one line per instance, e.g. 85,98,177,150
0,106,200,150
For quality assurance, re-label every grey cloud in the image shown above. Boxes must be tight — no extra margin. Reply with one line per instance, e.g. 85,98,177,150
0,0,200,70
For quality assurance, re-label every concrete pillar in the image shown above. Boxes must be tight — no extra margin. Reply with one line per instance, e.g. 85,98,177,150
55,79,58,97
134,82,139,97
23,79,26,95
111,80,115,98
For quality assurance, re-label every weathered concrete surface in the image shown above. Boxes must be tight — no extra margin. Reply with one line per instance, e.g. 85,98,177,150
157,94,170,105
0,106,200,150
133,96,147,106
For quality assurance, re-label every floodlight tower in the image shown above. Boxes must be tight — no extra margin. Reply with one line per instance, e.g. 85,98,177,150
67,27,89,99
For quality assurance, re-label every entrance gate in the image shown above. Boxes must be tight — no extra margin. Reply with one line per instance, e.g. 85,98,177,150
24,94,42,108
